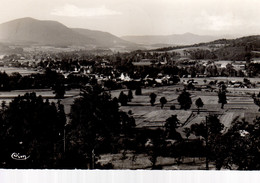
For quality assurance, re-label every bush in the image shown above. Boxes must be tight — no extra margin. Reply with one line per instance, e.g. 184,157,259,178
118,91,128,106
95,162,114,169
135,86,142,95
170,105,176,110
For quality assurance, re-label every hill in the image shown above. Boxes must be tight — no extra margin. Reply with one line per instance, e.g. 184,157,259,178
72,28,137,49
0,17,95,46
121,33,236,46
0,17,137,50
152,35,260,61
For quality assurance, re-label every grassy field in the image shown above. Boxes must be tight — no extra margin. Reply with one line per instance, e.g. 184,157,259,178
97,151,215,170
0,89,80,114
110,84,259,143
105,85,259,169
0,66,40,76
1,83,257,133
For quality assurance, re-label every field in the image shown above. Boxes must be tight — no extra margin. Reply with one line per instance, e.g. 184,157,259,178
111,84,259,133
106,82,260,169
1,79,256,132
0,77,258,131
0,89,80,115
1,75,259,169
97,151,215,170
165,46,211,56
0,66,40,76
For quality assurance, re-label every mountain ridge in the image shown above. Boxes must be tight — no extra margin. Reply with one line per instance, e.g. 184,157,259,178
121,33,238,45
0,17,247,50
72,28,137,48
0,17,137,49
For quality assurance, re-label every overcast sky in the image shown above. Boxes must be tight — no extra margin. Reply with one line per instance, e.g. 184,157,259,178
0,0,259,36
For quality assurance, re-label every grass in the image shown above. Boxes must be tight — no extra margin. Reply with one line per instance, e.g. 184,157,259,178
97,151,215,170
111,84,259,137
0,66,39,76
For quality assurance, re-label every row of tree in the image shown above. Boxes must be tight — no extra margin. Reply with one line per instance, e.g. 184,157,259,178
118,88,226,111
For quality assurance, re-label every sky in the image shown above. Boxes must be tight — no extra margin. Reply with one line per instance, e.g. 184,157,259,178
0,0,260,37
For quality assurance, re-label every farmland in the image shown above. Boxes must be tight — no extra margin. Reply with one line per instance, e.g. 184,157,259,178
0,66,40,76
0,78,258,132
111,83,259,132
0,89,80,115
101,81,260,169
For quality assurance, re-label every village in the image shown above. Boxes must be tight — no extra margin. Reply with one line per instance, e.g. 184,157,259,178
1,40,260,169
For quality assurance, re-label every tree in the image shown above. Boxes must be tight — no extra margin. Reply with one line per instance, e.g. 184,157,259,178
195,98,204,114
127,89,133,102
205,63,219,76
9,72,22,90
1,101,7,110
118,91,128,106
44,68,64,88
53,82,66,99
66,85,135,168
186,82,195,90
0,93,66,168
104,79,118,90
165,115,181,139
207,115,224,135
147,129,165,169
119,111,136,135
226,63,237,76
160,97,167,109
218,85,227,109
135,86,142,95
183,127,191,139
177,90,192,110
252,94,260,111
170,105,176,110
212,117,260,170
149,93,157,106
190,115,224,169
0,71,9,90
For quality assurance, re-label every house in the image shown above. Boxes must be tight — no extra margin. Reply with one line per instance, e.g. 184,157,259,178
119,73,131,81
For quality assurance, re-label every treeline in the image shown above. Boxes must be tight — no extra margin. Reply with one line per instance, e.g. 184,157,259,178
0,68,97,91
153,35,260,61
247,63,260,76
183,46,251,61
